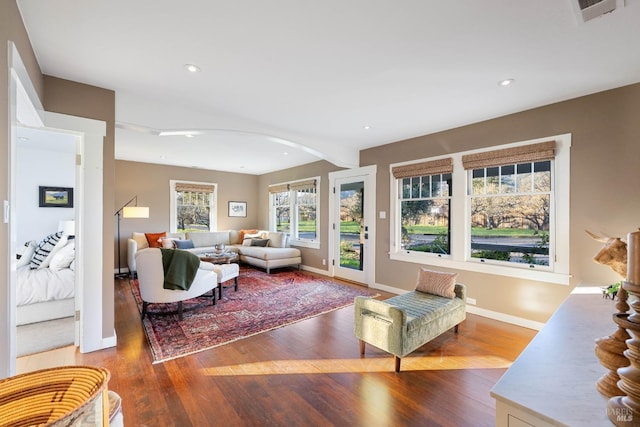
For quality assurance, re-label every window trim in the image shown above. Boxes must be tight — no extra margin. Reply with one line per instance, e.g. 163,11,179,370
269,176,321,249
169,179,218,233
389,134,571,285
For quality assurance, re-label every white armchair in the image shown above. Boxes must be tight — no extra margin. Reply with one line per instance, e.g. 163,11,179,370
135,248,218,320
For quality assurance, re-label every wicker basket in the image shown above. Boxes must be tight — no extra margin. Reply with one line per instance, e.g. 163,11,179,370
0,366,110,426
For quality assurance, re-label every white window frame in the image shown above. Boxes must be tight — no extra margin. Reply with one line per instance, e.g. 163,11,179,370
169,179,218,232
269,177,321,249
389,134,571,285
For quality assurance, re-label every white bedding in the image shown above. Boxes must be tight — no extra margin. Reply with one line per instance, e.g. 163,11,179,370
16,265,75,306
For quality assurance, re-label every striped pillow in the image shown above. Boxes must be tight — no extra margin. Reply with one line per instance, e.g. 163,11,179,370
415,267,458,299
30,231,65,270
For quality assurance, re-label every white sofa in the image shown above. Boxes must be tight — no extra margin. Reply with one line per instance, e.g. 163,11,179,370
135,248,218,320
127,230,302,276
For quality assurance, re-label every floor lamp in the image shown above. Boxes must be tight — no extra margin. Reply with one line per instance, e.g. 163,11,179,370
115,196,149,279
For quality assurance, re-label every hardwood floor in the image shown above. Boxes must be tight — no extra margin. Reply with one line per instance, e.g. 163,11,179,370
18,272,536,427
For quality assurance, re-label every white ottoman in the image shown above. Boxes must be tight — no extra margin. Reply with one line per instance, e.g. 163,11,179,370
214,263,239,300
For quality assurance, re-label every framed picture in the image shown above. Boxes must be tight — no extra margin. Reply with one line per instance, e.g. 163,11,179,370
39,186,74,208
228,201,247,217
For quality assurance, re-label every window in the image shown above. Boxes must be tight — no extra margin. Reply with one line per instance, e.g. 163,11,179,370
269,178,320,248
393,158,453,255
469,161,551,266
170,180,217,232
390,135,571,285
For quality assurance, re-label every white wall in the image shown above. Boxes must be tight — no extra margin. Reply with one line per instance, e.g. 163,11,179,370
16,133,76,245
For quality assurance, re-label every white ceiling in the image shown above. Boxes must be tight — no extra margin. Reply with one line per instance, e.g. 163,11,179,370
16,0,640,175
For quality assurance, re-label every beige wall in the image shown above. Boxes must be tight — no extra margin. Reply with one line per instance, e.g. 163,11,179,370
115,160,260,265
361,83,640,323
258,160,345,271
43,76,116,338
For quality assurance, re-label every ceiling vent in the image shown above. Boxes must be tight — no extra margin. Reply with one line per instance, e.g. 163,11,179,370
573,0,624,22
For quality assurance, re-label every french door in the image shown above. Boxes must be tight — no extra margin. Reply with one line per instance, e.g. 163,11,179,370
329,166,376,285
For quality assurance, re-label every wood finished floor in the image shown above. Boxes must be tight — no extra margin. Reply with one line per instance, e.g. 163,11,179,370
18,270,537,427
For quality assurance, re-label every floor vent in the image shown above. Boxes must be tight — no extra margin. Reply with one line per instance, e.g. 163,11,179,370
574,0,624,22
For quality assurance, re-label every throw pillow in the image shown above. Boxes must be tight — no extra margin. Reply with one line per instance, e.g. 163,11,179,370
16,240,38,267
49,240,76,270
175,239,195,249
145,232,167,248
238,229,258,242
267,232,286,248
30,231,66,270
250,238,270,247
160,237,177,249
132,232,149,250
415,267,458,299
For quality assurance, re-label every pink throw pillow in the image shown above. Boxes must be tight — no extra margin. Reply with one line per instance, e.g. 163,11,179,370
415,267,458,299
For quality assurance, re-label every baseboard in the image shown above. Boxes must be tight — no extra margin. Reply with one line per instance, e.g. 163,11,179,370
465,306,544,330
370,282,544,331
101,330,117,350
299,265,330,276
113,267,130,276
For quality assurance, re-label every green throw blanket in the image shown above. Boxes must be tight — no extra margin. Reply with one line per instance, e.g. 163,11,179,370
160,248,201,291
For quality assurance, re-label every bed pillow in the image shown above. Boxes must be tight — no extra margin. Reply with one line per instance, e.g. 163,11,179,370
145,232,167,248
30,232,67,270
17,240,38,267
175,239,195,249
49,240,76,270
415,267,458,299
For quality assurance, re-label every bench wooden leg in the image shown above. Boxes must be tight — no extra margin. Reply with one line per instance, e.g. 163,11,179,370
454,324,459,334
359,340,365,357
395,356,401,373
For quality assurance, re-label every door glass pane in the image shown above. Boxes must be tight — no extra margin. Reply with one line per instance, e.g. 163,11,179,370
339,181,364,270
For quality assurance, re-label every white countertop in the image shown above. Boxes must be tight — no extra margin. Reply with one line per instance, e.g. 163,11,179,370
491,291,618,425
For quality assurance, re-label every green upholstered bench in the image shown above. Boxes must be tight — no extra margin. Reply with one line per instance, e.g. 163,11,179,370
354,284,466,372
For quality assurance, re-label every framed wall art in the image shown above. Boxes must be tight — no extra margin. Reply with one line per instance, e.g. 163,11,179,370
228,201,247,217
39,186,74,208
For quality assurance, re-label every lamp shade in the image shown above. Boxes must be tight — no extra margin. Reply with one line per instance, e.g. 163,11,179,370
122,206,149,219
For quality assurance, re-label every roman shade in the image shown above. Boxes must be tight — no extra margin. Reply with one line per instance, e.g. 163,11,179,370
174,182,216,193
268,183,289,194
289,179,316,191
462,141,556,170
392,158,453,179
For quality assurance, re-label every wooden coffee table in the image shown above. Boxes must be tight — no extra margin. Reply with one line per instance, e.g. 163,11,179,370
199,252,238,264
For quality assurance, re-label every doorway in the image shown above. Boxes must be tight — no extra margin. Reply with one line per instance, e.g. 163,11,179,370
4,41,107,378
329,166,376,286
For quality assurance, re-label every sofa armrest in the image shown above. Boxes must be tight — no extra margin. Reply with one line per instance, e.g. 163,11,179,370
454,283,466,302
198,261,216,271
354,296,406,357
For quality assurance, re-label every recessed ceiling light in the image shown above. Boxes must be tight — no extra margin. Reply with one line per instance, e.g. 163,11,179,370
184,64,201,73
499,78,515,87
363,125,371,130
283,151,289,156
185,134,195,138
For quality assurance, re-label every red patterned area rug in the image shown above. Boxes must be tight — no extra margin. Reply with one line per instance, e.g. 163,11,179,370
130,266,378,363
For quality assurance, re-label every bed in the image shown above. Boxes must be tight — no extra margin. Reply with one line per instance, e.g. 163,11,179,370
15,232,76,326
